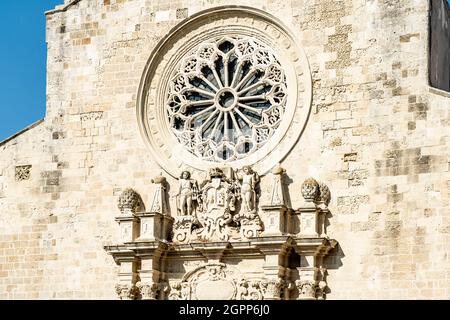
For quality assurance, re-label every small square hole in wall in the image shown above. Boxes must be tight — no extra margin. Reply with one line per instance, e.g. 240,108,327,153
15,165,32,182
176,8,188,20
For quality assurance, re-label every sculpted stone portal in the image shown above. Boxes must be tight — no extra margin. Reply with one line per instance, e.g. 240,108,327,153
106,166,337,300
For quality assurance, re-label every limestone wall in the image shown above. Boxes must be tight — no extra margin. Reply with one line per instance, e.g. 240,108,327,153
0,0,448,299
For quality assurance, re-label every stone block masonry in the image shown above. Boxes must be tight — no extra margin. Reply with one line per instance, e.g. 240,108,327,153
0,0,448,299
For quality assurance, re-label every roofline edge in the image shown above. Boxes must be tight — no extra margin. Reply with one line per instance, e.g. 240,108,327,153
45,0,82,16
0,119,45,148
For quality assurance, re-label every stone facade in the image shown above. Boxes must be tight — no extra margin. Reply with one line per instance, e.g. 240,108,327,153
0,0,448,299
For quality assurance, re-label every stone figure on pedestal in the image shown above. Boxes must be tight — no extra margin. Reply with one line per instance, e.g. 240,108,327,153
174,171,198,216
236,166,260,213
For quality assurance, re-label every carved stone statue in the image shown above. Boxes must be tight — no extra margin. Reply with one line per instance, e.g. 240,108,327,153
174,171,198,216
236,166,260,213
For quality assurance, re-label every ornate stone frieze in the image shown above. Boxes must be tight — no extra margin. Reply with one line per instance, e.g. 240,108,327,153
167,263,287,300
169,263,239,300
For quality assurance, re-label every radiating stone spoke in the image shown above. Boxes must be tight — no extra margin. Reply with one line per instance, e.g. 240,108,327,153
238,103,263,115
190,105,215,119
199,75,219,92
234,108,254,128
200,110,219,131
211,66,224,89
234,68,257,91
229,112,243,136
187,99,215,107
188,88,216,98
230,61,244,88
238,95,267,102
224,112,229,141
238,80,267,96
224,56,230,87
210,111,224,139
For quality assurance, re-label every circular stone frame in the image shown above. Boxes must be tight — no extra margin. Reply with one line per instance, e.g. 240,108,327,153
137,6,312,177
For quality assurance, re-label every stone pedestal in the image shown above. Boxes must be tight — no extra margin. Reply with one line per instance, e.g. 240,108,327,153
136,212,173,242
260,205,288,236
297,202,319,238
115,215,140,243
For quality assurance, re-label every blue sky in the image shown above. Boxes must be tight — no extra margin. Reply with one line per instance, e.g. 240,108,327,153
0,1,62,142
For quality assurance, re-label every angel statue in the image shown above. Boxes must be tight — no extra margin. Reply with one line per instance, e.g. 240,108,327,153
236,166,260,213
174,171,199,216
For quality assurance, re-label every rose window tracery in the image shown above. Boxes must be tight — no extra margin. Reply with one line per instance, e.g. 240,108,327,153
166,37,287,162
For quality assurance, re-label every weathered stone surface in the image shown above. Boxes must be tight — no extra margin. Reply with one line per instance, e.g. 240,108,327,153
0,0,448,300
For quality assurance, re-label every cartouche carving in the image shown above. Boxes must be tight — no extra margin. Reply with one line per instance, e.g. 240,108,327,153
172,166,263,243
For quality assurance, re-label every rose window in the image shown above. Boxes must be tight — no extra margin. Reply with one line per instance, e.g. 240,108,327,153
166,37,287,162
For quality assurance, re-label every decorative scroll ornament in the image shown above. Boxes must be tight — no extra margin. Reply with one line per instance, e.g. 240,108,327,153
166,36,287,163
236,279,264,300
